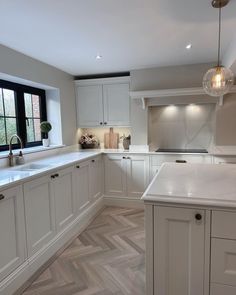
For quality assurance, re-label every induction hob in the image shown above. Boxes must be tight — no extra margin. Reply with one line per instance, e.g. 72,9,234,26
155,148,208,153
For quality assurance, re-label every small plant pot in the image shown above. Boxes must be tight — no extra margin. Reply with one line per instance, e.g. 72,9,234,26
81,143,96,149
42,138,50,147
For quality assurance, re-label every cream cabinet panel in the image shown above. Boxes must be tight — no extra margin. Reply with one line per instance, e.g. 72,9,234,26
103,83,130,126
74,161,90,213
126,155,149,198
0,186,26,281
211,238,236,287
104,155,127,197
154,206,206,295
212,211,236,239
211,283,236,295
53,166,76,232
76,85,103,127
24,175,56,257
89,156,103,201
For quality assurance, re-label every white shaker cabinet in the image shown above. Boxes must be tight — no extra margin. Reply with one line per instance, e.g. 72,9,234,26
24,175,56,257
104,154,149,199
103,83,130,126
75,77,130,127
104,154,127,197
74,160,90,213
89,156,103,201
76,85,103,127
53,166,76,233
153,206,206,295
0,186,26,281
126,155,149,198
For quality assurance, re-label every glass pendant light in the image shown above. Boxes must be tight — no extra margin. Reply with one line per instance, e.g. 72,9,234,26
203,0,234,97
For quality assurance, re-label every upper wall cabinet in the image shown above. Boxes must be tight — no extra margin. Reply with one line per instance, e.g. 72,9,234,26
75,77,130,127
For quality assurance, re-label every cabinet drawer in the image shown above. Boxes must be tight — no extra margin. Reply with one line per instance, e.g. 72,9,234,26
211,283,236,295
212,211,236,239
150,154,212,166
211,238,236,286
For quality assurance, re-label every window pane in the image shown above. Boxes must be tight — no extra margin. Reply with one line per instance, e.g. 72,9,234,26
26,118,35,142
32,95,40,118
0,90,4,116
0,117,6,145
3,89,15,116
6,117,17,144
34,119,41,141
24,93,33,117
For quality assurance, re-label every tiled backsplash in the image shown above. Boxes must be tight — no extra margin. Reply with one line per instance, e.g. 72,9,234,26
148,104,216,150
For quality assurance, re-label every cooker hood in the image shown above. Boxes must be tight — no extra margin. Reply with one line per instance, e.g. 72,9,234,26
130,86,236,109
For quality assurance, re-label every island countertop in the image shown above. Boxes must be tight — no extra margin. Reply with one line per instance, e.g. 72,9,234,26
142,162,236,208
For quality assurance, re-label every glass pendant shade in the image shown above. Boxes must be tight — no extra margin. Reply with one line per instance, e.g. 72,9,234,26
203,66,234,97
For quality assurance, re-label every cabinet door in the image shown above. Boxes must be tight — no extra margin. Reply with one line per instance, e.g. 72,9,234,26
0,186,26,281
154,206,205,295
126,155,149,198
76,85,103,127
24,175,56,257
104,155,127,197
53,166,76,232
74,161,90,213
89,156,103,201
103,83,130,126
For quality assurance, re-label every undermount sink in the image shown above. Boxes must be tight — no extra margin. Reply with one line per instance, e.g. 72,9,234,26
12,163,53,171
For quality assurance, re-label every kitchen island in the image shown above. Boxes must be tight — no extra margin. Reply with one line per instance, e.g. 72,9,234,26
142,163,236,295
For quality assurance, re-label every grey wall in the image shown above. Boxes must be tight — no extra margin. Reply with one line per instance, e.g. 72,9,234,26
0,44,76,145
215,94,236,145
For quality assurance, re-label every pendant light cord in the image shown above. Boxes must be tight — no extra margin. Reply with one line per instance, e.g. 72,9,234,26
217,4,222,67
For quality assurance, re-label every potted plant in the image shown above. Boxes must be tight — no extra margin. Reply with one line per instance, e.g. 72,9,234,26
79,133,99,149
40,121,52,147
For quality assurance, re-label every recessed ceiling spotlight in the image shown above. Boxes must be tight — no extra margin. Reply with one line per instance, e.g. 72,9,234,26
96,54,102,60
186,44,192,50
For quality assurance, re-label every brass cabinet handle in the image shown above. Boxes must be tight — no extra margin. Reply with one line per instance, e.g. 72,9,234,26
76,165,80,169
122,156,126,159
195,213,202,221
91,159,95,163
0,194,5,201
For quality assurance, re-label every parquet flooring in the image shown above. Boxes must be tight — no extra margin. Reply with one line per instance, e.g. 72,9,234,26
22,207,145,295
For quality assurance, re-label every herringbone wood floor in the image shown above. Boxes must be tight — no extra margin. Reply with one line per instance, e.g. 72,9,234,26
22,207,145,295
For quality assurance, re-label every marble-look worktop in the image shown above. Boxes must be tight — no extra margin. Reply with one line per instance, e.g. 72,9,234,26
142,162,236,208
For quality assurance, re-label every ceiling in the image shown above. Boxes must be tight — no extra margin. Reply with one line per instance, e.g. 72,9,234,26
0,0,236,75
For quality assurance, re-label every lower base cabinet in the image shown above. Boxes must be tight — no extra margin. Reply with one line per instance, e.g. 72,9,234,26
152,206,208,295
104,154,149,199
24,175,56,257
0,185,26,282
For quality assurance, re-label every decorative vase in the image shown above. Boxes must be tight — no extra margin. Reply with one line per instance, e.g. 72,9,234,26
123,138,131,150
42,138,50,147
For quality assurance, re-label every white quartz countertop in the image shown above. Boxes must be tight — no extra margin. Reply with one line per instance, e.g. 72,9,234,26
0,150,102,190
142,163,236,208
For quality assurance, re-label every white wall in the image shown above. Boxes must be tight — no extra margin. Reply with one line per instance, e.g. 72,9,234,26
0,44,76,145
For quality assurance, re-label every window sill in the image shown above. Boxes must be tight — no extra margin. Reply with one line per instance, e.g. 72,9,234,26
0,144,65,159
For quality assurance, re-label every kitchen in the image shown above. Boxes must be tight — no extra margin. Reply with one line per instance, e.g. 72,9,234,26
0,1,236,295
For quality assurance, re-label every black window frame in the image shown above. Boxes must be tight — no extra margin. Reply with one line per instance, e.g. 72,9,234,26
0,79,47,152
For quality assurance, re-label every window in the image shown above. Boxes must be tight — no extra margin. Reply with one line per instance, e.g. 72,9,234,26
0,80,47,151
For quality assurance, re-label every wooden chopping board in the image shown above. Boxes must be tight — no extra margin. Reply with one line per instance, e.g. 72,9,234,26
104,128,119,149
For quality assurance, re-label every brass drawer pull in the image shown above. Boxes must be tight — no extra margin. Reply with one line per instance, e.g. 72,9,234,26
0,194,5,201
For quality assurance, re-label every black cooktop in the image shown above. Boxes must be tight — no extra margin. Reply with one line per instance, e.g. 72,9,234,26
156,148,208,153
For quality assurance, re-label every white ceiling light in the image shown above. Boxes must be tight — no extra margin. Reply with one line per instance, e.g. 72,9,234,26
186,44,192,50
203,0,234,97
96,54,102,60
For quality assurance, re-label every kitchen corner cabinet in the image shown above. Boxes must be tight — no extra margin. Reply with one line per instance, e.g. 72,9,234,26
89,156,103,201
0,185,26,281
75,77,130,127
104,154,149,199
